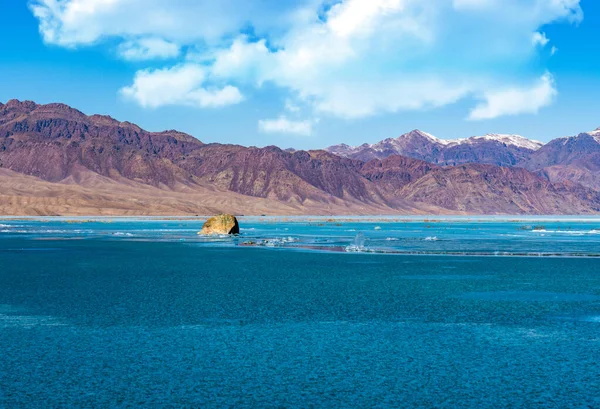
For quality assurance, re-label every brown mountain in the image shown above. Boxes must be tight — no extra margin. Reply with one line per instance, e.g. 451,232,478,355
173,144,383,205
0,99,201,187
359,156,599,214
523,130,600,191
1,99,598,215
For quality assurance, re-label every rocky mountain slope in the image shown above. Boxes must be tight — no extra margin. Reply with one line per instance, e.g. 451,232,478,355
327,130,446,163
358,155,598,214
0,99,201,187
327,130,543,166
523,129,600,191
1,100,598,215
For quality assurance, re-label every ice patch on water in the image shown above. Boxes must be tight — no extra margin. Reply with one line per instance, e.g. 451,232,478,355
241,237,299,247
385,237,399,241
374,226,381,230
199,234,234,239
424,236,439,241
532,229,599,235
1,229,94,234
261,237,298,247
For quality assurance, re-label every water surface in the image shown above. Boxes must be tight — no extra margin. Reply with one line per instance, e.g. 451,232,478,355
1,217,600,407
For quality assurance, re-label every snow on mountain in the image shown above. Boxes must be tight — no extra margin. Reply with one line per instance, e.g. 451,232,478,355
555,128,600,145
326,130,448,162
448,134,544,150
328,131,543,157
589,127,600,142
413,130,451,145
325,130,547,167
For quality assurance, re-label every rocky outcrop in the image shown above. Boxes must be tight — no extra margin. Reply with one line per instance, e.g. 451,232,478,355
199,214,240,235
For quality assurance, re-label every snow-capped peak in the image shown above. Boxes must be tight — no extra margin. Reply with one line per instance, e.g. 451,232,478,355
438,134,542,150
340,130,445,151
326,130,544,159
406,129,450,145
461,134,543,150
588,127,600,142
409,132,542,149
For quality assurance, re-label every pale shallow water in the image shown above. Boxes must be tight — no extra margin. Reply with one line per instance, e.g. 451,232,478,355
1,218,600,407
1,216,600,256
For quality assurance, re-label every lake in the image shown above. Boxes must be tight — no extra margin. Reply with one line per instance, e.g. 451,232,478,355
1,217,599,407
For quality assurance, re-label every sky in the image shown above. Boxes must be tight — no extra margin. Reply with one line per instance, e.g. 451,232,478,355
0,0,599,149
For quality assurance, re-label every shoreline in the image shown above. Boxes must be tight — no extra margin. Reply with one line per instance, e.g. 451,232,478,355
2,215,600,223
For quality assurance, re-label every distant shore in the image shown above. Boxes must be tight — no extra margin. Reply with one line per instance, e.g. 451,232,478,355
2,215,600,222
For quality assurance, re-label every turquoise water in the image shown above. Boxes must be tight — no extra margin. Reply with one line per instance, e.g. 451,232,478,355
1,218,600,407
2,216,600,256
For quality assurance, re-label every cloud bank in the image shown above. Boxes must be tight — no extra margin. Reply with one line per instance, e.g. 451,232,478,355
30,0,583,132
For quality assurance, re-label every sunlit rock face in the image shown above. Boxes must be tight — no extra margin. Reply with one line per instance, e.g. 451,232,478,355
199,214,240,235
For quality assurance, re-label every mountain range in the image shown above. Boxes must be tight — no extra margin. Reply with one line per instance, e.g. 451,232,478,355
1,99,599,215
327,128,600,192
327,130,543,166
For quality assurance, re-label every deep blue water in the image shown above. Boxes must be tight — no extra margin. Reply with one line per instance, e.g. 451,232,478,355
1,218,600,407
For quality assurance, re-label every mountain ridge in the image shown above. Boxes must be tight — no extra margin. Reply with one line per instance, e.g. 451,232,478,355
326,130,544,166
523,131,600,191
1,99,599,215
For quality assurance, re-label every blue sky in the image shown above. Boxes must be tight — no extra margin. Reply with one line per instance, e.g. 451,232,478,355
0,0,599,148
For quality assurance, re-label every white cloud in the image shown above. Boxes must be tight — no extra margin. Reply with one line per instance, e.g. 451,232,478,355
118,37,180,60
284,99,301,113
120,64,243,108
200,0,580,119
258,117,314,136
325,0,407,38
31,0,583,120
29,0,316,46
468,74,557,120
311,77,471,118
532,32,549,47
209,37,271,84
